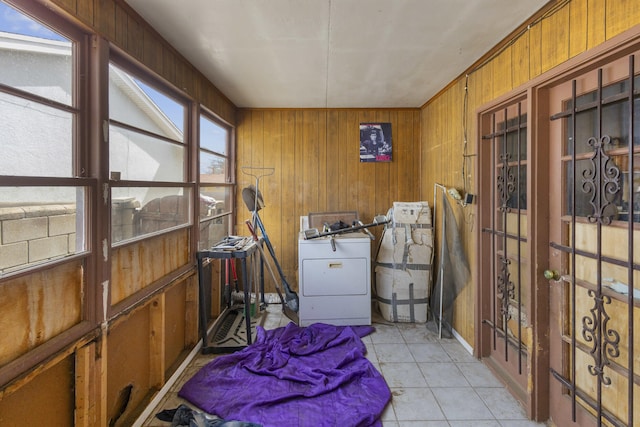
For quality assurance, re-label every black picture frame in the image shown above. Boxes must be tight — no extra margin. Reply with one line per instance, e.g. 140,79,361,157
359,123,392,162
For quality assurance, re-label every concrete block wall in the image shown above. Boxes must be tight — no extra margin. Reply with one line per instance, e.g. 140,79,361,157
0,205,77,274
112,197,140,243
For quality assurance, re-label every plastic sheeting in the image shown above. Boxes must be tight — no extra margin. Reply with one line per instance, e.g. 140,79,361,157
429,192,470,338
179,323,391,427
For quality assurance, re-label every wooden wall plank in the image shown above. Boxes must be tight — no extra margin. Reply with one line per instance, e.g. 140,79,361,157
358,111,377,219
541,5,570,73
606,0,640,41
114,2,128,49
326,110,341,212
0,261,82,367
388,111,402,203
235,110,250,231
149,294,165,389
293,110,305,252
162,48,176,84
262,110,284,290
494,48,513,96
302,110,320,215
76,0,94,28
528,21,543,79
317,111,328,210
373,110,391,222
111,229,189,304
106,306,150,426
126,13,144,61
0,356,75,426
335,110,348,210
54,0,74,14
184,275,199,346
75,343,92,427
568,0,588,58
143,28,162,76
481,60,495,106
75,343,97,427
412,110,422,199
346,110,361,212
95,0,115,40
251,111,266,172
281,111,297,276
512,32,531,90
587,0,606,50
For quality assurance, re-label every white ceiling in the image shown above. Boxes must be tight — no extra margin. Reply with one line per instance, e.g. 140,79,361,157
125,0,550,109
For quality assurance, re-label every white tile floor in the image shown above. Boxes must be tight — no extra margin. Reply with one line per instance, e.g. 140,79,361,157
140,304,549,427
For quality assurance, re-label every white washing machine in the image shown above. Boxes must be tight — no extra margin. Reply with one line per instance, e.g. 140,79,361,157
298,232,371,326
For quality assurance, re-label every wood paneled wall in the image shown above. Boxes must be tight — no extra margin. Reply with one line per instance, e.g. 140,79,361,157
420,0,640,346
235,109,421,291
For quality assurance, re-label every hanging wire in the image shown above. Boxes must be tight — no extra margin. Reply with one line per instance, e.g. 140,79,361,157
462,74,469,194
455,0,571,203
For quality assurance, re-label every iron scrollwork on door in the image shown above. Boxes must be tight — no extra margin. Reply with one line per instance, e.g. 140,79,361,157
580,134,622,385
583,135,621,225
497,152,517,322
582,290,620,385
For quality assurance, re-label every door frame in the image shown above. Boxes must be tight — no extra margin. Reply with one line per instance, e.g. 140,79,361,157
476,88,551,421
475,25,640,423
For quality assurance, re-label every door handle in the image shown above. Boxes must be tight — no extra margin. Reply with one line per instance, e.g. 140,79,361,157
544,269,560,281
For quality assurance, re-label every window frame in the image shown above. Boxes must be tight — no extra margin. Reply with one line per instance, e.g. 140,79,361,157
197,106,236,249
108,48,195,247
0,0,92,277
0,0,98,388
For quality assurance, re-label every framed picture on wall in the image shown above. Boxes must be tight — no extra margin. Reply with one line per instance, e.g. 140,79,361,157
360,123,392,162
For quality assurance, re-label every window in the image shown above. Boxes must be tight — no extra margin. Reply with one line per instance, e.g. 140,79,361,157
0,1,88,276
108,60,192,244
198,112,233,250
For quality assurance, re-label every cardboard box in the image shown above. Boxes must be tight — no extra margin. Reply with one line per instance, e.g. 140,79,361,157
392,201,431,224
376,226,433,267
374,206,433,323
375,266,430,323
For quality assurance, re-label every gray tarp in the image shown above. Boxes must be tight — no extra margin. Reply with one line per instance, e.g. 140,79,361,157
429,192,470,337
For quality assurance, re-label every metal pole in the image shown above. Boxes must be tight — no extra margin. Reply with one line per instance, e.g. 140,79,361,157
433,183,446,339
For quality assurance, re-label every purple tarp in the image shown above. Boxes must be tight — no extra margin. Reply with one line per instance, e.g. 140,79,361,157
179,322,391,427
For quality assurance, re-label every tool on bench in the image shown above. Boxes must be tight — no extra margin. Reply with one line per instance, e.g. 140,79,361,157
303,214,389,240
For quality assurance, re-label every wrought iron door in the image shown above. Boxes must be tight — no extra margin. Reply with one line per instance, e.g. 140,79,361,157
546,53,639,427
478,98,533,413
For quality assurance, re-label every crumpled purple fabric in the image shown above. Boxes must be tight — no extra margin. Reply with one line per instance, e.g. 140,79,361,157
179,322,391,427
